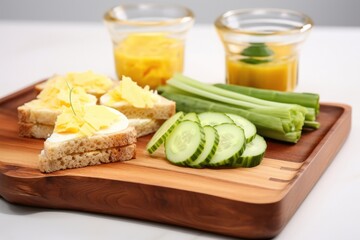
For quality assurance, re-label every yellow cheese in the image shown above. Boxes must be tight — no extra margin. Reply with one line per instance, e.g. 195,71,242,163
34,84,96,110
65,71,114,94
42,71,113,95
54,105,122,137
107,76,159,108
54,106,84,133
34,71,115,110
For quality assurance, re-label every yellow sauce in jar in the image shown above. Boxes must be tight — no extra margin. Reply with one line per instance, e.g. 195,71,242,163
226,44,298,91
227,57,298,91
114,33,184,89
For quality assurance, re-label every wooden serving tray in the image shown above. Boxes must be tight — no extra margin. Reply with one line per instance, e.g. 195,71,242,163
0,83,351,239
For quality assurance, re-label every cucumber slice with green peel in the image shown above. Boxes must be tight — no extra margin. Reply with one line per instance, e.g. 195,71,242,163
188,125,219,168
234,135,267,168
208,123,246,167
182,112,200,122
198,112,234,126
165,120,205,166
226,113,257,143
146,111,184,154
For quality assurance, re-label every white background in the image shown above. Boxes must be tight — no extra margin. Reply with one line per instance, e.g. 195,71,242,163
0,0,360,239
1,0,360,26
0,21,360,240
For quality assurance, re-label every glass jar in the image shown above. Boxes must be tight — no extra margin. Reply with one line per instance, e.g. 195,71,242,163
104,3,194,89
215,8,313,91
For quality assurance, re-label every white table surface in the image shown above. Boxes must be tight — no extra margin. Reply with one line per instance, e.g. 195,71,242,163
0,21,359,240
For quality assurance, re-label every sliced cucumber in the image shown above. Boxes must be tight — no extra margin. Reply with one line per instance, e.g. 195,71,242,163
208,123,246,167
182,112,200,123
198,112,234,126
234,135,267,168
148,111,267,169
226,113,257,143
146,111,184,154
165,120,205,166
188,125,219,168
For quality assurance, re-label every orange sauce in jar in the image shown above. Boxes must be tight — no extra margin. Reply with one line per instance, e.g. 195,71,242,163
226,43,299,91
114,33,184,89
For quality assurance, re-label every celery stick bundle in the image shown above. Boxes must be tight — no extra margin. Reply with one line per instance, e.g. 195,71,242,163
158,74,320,143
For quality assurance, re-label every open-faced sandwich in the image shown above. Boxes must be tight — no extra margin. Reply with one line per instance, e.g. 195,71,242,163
38,104,137,173
18,80,97,139
18,72,175,139
35,70,115,99
100,76,175,137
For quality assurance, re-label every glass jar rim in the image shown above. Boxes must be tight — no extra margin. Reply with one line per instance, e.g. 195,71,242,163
104,3,194,26
215,8,313,36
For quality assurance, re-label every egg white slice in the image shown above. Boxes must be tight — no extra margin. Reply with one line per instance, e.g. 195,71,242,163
46,107,129,143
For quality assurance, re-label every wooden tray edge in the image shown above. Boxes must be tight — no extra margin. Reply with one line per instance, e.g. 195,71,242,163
0,81,44,104
272,102,352,236
0,80,353,239
0,164,286,239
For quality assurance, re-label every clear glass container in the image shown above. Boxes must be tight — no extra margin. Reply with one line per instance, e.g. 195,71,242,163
104,3,194,89
215,8,313,91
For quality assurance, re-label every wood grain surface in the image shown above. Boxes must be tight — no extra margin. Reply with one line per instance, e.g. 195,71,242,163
0,83,352,239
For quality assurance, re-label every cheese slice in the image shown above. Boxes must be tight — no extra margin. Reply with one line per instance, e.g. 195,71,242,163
51,105,129,141
41,71,114,95
65,71,114,94
34,82,97,110
104,76,159,108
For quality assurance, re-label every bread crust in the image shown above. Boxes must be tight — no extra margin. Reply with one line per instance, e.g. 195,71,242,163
100,95,175,119
44,126,137,160
39,143,136,173
18,122,54,139
18,104,61,125
129,119,165,137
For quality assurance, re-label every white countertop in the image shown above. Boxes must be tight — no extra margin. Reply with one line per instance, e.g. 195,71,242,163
0,21,359,240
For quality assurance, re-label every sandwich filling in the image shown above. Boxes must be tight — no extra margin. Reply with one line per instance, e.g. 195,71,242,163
42,71,114,95
48,105,129,142
100,76,160,108
27,78,97,110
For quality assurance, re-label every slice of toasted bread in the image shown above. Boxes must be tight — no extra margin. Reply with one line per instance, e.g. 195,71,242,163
129,119,165,137
18,87,97,126
18,122,54,139
18,102,62,125
34,81,47,93
43,126,137,160
39,143,136,173
19,118,163,139
100,94,175,119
